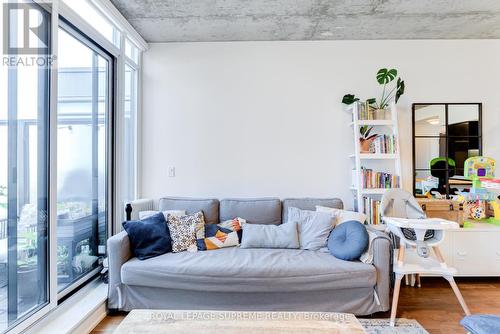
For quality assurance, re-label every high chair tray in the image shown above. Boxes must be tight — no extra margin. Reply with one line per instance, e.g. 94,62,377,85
384,217,459,230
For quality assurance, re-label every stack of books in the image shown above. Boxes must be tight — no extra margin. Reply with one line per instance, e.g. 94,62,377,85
361,168,400,189
363,197,383,225
355,101,390,120
357,102,375,120
369,135,397,154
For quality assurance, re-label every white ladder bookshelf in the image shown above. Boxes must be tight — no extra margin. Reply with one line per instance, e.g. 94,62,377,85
349,102,402,226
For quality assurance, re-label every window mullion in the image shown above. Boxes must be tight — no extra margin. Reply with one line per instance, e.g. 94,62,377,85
48,0,60,311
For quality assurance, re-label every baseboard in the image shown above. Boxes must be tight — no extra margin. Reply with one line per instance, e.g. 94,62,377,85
71,302,107,334
25,280,108,334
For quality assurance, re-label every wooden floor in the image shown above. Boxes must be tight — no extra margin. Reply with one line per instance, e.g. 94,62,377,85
92,277,500,334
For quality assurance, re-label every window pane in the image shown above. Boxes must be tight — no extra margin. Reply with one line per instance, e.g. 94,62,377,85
123,64,137,203
62,0,120,46
125,39,138,64
57,27,110,292
0,2,50,330
414,104,446,136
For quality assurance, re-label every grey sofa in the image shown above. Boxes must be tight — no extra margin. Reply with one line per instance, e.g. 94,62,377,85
108,197,391,315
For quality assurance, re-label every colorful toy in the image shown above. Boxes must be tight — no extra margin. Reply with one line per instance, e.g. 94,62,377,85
465,201,485,220
492,202,500,221
464,157,496,200
461,157,499,224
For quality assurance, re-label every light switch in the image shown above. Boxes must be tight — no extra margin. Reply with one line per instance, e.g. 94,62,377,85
168,166,175,177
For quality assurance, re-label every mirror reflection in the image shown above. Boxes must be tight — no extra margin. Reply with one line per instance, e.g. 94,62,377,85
413,103,481,198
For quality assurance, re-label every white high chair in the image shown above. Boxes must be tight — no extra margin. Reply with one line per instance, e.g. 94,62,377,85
381,189,471,327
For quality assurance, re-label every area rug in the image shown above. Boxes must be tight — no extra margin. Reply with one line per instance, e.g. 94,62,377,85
359,318,429,334
113,310,428,334
114,310,366,333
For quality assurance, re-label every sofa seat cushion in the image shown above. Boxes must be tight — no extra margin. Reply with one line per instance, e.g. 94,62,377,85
121,248,376,292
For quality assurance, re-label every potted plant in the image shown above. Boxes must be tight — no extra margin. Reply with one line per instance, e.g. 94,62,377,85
17,230,39,305
371,68,405,119
342,68,405,119
57,245,70,282
359,125,377,153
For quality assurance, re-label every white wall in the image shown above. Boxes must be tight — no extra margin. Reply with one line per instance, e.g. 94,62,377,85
141,40,500,209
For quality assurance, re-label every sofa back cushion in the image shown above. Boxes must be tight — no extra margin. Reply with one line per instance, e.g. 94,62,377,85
158,197,219,224
219,198,281,225
282,198,343,224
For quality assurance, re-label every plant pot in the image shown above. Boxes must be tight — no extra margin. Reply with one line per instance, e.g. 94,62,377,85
359,138,375,153
374,108,386,120
17,264,39,306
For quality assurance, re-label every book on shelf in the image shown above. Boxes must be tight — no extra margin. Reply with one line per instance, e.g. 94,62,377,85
363,197,383,225
353,101,391,121
359,101,374,120
369,134,397,154
361,167,400,189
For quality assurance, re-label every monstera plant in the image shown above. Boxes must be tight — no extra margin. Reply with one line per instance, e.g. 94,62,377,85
342,68,405,110
373,68,405,109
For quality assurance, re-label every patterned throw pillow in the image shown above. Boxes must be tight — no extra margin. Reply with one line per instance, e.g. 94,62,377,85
167,211,206,253
198,217,245,251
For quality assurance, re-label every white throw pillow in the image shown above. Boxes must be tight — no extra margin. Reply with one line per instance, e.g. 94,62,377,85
138,210,186,221
315,206,367,225
240,221,299,249
286,207,335,250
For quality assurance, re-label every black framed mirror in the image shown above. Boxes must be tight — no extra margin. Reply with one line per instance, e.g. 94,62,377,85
412,103,482,198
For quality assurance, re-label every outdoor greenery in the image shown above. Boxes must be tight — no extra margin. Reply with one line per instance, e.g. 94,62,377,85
0,185,6,210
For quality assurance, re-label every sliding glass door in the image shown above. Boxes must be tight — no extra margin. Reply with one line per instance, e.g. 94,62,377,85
56,23,112,295
0,2,50,331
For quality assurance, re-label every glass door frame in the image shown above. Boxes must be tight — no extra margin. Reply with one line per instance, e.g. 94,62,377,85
3,1,54,333
55,18,115,300
4,0,138,331
6,6,115,334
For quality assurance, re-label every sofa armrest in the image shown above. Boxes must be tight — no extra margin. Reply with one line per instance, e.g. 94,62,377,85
107,231,132,309
125,198,155,221
370,232,392,311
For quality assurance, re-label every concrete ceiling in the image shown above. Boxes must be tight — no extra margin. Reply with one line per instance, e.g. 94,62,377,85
110,0,500,42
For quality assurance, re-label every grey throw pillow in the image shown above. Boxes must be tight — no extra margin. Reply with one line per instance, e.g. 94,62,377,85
286,207,335,250
240,221,299,249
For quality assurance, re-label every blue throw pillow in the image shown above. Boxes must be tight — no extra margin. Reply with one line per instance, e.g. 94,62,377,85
122,212,172,260
327,220,369,261
461,315,500,334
